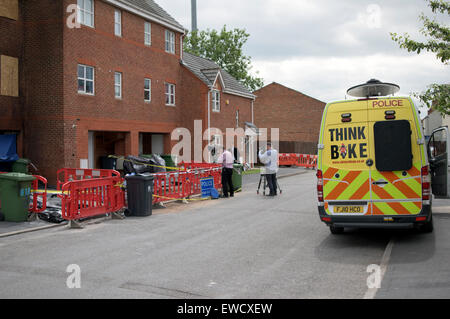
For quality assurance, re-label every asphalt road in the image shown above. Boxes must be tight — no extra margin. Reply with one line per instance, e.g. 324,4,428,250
0,171,449,299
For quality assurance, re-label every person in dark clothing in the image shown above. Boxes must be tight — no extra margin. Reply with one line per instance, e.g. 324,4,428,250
217,147,235,198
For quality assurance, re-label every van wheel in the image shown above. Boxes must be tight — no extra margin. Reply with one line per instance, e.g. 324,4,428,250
330,225,344,234
419,216,434,233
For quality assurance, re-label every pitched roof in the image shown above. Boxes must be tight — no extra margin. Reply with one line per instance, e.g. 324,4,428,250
182,52,255,99
254,82,325,104
109,0,185,31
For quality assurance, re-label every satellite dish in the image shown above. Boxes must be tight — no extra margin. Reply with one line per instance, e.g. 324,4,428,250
347,79,400,98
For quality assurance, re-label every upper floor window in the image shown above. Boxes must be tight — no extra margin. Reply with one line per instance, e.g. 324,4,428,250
165,83,175,106
115,72,122,99
212,90,220,112
165,30,175,54
144,22,151,46
144,78,151,102
77,0,94,28
114,10,122,37
78,64,94,95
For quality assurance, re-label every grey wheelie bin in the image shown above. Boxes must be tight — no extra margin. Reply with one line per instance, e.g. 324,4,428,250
125,175,154,217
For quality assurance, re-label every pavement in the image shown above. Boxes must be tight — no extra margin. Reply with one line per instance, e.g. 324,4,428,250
0,171,449,298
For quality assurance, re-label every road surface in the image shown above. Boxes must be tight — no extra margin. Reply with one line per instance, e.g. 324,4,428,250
0,171,449,298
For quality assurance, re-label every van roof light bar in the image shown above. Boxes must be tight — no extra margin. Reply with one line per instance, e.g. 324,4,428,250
347,79,400,98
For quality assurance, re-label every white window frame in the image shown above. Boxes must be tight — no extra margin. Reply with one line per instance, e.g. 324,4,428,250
165,83,176,106
78,64,95,95
115,72,122,99
114,10,122,37
77,0,95,28
144,78,151,102
212,90,220,112
144,22,151,46
165,30,175,54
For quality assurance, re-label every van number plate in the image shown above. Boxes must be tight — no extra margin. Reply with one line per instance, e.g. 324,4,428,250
333,206,364,214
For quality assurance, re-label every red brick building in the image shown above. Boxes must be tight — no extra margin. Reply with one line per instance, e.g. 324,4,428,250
0,0,256,184
253,82,325,154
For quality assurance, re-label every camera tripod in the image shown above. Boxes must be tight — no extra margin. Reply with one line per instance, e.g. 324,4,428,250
256,174,282,196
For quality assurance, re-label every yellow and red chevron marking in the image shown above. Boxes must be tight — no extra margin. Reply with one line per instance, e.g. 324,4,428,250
322,163,422,216
323,166,371,201
371,201,421,215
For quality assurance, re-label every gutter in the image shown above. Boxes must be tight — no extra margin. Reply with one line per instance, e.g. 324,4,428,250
105,0,185,33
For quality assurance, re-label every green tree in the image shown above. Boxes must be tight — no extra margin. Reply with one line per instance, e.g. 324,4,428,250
184,25,264,91
390,0,449,115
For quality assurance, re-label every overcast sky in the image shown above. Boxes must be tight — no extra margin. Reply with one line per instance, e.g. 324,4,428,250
156,0,448,115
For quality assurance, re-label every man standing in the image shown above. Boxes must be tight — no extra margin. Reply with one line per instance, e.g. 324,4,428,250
258,142,279,196
217,147,235,198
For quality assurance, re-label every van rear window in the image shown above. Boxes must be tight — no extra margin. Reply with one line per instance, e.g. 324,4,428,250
374,120,412,171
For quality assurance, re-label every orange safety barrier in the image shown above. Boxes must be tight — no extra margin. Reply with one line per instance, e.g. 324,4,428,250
59,175,125,221
188,167,223,196
30,175,47,213
278,153,318,169
152,171,191,204
179,162,222,170
56,168,120,191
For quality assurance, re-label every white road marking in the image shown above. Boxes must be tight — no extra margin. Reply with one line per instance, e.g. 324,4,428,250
363,238,395,299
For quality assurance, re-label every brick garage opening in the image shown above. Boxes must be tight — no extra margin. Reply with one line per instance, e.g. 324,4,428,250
93,131,127,169
139,133,167,155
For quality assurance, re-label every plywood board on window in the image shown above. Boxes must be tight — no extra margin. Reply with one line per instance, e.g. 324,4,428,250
0,0,19,20
1,55,19,97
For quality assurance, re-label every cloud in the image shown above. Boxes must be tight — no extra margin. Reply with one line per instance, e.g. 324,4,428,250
252,52,449,103
156,0,449,111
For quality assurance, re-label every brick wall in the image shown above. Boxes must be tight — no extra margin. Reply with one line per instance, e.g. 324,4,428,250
253,82,325,154
22,0,65,183
0,0,23,156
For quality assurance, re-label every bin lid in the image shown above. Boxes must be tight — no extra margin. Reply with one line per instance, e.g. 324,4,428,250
0,172,35,182
14,158,30,164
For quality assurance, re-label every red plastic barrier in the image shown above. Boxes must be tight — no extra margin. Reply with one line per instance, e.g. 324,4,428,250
30,175,47,213
277,153,318,169
59,176,125,221
179,162,221,170
151,166,223,203
152,171,191,204
57,168,120,191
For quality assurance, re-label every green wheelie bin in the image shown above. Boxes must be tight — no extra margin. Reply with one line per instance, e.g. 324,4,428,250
12,158,30,174
0,173,36,222
232,163,243,192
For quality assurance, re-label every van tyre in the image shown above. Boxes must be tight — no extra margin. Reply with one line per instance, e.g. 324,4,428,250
330,225,344,234
419,216,434,233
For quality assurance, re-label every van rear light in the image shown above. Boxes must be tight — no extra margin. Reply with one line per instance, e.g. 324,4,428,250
317,169,324,203
385,110,396,120
421,166,431,201
341,113,352,123
322,217,331,222
416,216,427,222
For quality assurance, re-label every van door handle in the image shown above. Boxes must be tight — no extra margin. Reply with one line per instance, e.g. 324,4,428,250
372,180,388,186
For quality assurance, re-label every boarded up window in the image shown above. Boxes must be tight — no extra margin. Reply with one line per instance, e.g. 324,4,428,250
0,0,19,20
1,55,19,97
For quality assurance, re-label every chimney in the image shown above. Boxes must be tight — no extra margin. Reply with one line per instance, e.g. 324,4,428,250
191,0,197,32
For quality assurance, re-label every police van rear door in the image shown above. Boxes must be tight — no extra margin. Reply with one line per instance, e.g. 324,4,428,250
322,100,371,216
368,98,423,216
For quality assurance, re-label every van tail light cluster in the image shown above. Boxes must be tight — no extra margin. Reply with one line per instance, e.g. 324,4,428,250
421,166,431,203
385,110,396,120
341,113,352,123
317,169,324,204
